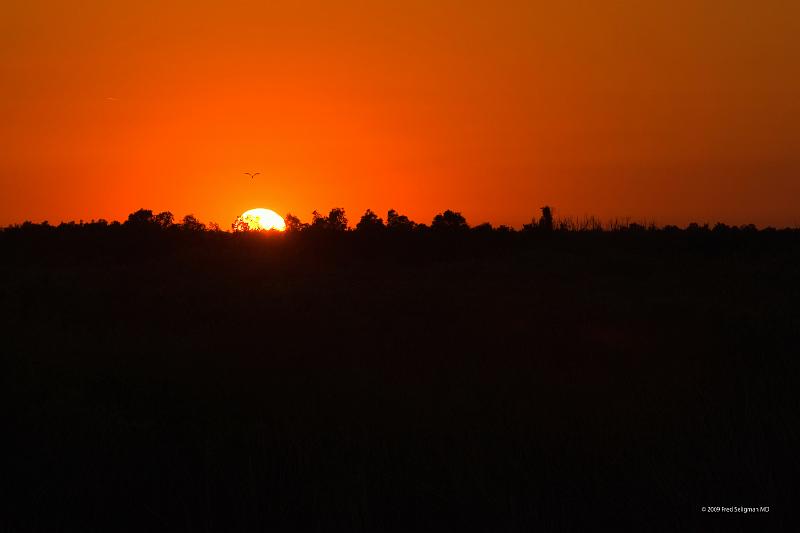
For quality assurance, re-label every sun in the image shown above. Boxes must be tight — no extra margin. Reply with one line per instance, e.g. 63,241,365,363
234,208,286,232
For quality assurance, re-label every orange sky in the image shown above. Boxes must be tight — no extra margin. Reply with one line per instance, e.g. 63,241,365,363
2,0,799,228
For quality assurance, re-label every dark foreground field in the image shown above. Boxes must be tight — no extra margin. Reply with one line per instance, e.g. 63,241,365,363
2,226,798,531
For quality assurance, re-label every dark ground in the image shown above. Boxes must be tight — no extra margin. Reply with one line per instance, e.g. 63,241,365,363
2,225,798,531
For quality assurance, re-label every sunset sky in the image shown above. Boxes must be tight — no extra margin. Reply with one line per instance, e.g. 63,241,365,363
2,0,799,228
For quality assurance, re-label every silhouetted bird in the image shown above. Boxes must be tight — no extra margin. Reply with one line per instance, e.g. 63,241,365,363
244,172,261,179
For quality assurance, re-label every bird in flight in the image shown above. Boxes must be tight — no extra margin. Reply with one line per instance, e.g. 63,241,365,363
244,172,261,179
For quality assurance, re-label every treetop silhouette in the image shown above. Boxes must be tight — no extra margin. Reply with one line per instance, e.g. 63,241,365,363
3,205,792,238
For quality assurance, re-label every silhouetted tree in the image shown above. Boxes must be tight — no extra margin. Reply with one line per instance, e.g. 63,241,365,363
686,222,708,232
311,210,326,229
327,208,348,231
231,215,250,232
125,209,155,227
284,213,307,233
309,209,328,231
387,209,415,231
181,214,206,232
311,208,348,231
356,209,385,233
154,211,174,228
713,223,731,233
432,210,469,231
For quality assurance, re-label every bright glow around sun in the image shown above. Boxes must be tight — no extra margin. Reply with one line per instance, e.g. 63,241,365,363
236,208,286,232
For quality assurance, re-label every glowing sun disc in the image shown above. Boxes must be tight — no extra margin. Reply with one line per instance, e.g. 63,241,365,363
239,208,286,231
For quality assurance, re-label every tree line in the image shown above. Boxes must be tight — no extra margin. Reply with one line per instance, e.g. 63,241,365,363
3,205,793,235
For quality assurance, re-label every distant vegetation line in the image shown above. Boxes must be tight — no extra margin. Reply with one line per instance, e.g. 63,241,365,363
2,206,796,234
